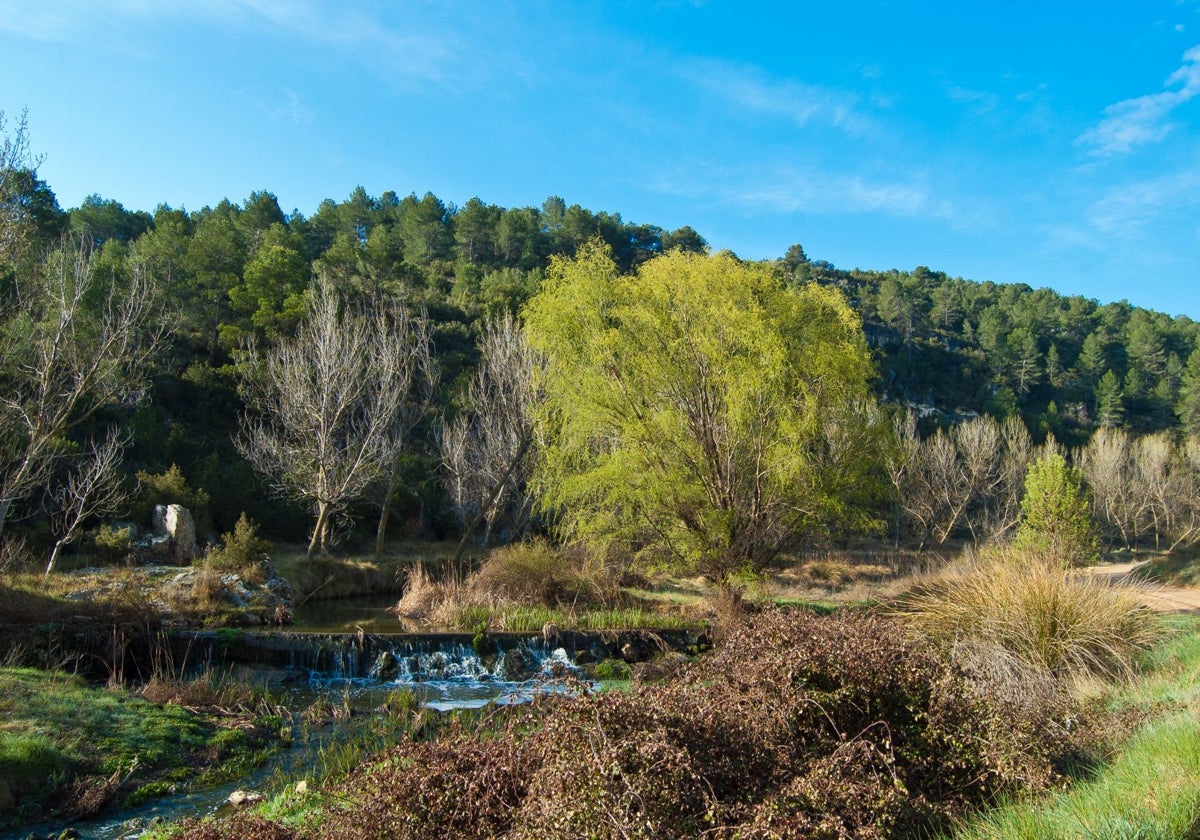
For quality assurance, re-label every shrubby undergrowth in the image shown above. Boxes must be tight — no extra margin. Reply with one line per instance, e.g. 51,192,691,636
171,610,1080,839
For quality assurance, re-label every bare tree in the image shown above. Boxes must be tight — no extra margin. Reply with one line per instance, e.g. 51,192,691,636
440,312,542,561
0,240,163,540
367,307,437,559
1165,437,1200,551
969,416,1034,542
44,431,128,578
238,277,431,559
883,410,921,548
1077,427,1155,550
893,414,1034,549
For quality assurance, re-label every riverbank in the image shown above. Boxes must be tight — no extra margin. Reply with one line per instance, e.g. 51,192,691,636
0,667,286,831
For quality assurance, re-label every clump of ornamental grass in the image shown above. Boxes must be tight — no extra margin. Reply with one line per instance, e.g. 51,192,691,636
894,544,1161,683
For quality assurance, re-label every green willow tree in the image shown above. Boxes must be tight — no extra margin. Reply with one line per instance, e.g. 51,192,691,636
524,243,882,583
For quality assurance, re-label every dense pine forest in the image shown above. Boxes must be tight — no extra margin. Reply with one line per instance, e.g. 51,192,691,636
4,129,1200,556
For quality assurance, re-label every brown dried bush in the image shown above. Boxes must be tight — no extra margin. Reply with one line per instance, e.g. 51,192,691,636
319,717,541,840
171,813,298,840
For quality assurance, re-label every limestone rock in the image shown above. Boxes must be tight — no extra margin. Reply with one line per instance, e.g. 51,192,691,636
227,789,264,807
152,504,196,564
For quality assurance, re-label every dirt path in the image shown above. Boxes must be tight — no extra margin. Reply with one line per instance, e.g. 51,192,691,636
1086,560,1200,613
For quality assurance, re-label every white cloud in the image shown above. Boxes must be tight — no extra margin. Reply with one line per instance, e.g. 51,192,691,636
946,85,999,115
1085,166,1200,237
1079,44,1200,155
682,60,874,137
654,161,954,221
259,88,315,127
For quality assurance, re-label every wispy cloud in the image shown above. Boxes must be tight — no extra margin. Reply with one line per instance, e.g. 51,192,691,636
654,161,954,221
0,0,455,83
682,60,874,137
1079,44,1200,155
946,85,999,116
1085,165,1200,237
259,88,315,127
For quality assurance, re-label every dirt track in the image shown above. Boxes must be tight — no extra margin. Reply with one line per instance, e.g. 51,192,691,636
1086,560,1200,613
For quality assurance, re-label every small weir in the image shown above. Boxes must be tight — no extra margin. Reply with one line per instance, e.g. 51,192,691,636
178,625,702,711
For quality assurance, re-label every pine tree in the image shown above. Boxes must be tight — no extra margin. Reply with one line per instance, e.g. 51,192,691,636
1013,452,1099,566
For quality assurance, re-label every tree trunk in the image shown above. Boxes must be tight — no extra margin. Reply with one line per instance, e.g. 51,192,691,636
374,459,401,560
452,433,534,565
0,497,10,544
374,503,391,560
44,539,66,581
308,502,330,560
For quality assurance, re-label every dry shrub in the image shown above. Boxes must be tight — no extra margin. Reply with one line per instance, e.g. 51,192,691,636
468,539,620,607
799,559,857,586
319,718,541,840
516,701,714,838
0,535,35,573
138,668,265,710
895,545,1161,681
189,564,224,612
743,741,934,840
391,542,622,627
171,813,298,840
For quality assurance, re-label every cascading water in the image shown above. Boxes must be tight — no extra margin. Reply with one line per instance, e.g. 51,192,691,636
304,637,587,711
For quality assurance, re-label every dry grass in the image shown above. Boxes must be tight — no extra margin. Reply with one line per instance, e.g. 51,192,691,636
273,540,476,602
389,562,472,625
894,544,1163,682
467,539,620,607
0,568,162,629
390,541,627,629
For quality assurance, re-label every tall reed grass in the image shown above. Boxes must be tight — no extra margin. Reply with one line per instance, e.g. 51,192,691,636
896,545,1161,682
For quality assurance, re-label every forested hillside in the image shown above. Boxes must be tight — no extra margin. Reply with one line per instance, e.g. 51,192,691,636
3,119,1198,554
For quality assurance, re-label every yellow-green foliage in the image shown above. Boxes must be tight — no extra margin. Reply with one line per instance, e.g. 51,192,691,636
896,546,1160,681
524,243,883,582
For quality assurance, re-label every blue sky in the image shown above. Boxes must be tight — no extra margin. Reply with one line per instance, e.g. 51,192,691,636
1,1,1198,317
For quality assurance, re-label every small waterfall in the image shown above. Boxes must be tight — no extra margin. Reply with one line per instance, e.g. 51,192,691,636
306,636,584,710
169,627,706,711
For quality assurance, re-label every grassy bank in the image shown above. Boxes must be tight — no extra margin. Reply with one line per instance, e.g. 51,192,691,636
0,667,284,827
950,615,1200,840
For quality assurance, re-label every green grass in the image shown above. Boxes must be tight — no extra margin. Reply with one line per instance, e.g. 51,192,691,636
0,667,281,826
950,616,1200,840
1141,551,1200,588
